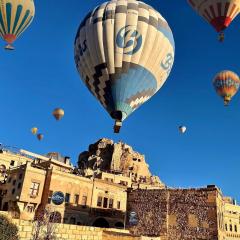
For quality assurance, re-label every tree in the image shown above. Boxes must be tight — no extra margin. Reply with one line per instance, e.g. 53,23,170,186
0,214,19,240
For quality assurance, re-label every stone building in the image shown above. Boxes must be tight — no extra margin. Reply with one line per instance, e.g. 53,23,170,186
0,139,161,229
127,186,240,240
0,138,240,240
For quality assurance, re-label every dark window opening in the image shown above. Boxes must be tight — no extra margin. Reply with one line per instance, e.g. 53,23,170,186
230,224,232,232
12,188,15,194
235,225,237,232
117,201,121,209
65,193,70,203
93,218,109,228
103,197,108,208
17,182,21,189
74,194,79,205
10,160,15,166
12,180,16,186
97,196,103,207
19,174,23,180
109,199,113,209
81,195,87,206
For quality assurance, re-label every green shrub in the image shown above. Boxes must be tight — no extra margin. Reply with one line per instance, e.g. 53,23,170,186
0,214,19,240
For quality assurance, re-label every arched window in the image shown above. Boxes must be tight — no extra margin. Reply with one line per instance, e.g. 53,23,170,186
49,211,62,223
93,218,109,228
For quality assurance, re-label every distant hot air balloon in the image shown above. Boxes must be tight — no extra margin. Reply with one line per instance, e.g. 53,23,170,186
37,134,43,141
31,127,38,135
74,0,175,133
213,70,240,106
52,108,64,121
188,0,240,41
179,126,187,134
0,0,35,50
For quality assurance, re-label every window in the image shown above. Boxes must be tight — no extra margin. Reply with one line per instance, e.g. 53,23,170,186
97,196,103,207
29,182,40,197
103,197,108,208
81,195,87,206
17,182,21,189
109,199,113,208
10,160,15,166
12,180,16,186
27,206,34,213
8,177,12,183
230,224,232,232
19,174,23,180
65,193,70,203
235,225,237,232
48,191,53,204
12,188,15,194
225,224,228,231
117,201,121,209
74,194,79,204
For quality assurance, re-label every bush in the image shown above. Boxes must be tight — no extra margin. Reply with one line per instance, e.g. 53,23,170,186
0,214,19,240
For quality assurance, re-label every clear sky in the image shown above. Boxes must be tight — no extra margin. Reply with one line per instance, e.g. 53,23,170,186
0,1,240,201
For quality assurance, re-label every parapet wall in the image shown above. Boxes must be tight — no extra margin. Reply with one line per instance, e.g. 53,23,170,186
0,212,140,240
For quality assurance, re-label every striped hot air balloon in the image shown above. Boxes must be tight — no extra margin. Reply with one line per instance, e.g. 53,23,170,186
188,0,240,41
0,0,35,50
74,0,175,133
213,70,240,106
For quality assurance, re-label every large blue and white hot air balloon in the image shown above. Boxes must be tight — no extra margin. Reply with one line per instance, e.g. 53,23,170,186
74,0,175,133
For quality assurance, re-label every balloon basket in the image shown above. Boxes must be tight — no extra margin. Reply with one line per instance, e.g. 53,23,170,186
218,32,224,42
114,120,122,134
5,44,14,50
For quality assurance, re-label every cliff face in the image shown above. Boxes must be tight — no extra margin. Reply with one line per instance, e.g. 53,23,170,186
78,138,163,186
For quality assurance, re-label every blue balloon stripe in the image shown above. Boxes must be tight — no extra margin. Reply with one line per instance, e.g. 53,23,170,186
6,3,12,34
12,5,23,34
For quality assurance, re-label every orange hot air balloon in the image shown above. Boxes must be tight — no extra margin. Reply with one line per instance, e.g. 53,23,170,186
213,70,240,106
52,108,64,121
31,127,38,135
37,134,43,141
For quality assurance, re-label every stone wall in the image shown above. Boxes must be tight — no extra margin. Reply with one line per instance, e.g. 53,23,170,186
0,212,139,240
127,188,219,240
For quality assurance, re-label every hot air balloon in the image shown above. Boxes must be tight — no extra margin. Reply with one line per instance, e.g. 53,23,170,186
74,0,175,133
52,108,64,121
213,70,240,106
0,0,35,50
179,126,187,134
37,134,43,141
31,127,38,135
188,0,240,41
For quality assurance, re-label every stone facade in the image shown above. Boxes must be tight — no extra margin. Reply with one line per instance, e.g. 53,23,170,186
127,187,240,240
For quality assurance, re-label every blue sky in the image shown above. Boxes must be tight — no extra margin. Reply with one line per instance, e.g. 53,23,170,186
0,1,240,201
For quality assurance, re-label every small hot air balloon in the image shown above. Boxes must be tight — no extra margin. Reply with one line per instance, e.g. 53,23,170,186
31,127,38,135
37,134,43,141
52,108,64,121
179,126,187,134
188,0,240,41
74,0,175,133
213,70,240,106
0,0,35,50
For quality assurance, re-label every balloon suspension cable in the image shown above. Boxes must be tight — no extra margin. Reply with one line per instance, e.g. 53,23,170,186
113,120,122,134
5,44,14,50
218,32,224,42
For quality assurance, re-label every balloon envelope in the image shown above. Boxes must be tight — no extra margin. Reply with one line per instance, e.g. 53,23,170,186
0,0,35,48
188,0,240,32
213,70,240,105
74,0,175,130
31,127,38,135
37,134,43,141
179,126,187,134
52,108,64,121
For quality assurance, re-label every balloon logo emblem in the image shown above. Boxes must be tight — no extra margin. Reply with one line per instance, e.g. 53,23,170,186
116,25,142,55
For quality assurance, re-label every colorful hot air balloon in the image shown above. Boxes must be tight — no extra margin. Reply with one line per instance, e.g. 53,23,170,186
74,0,175,133
213,70,240,106
0,0,35,50
37,134,43,141
179,126,187,134
188,0,240,41
52,108,64,121
31,127,38,135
